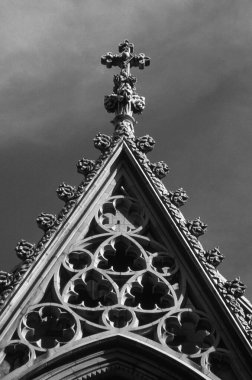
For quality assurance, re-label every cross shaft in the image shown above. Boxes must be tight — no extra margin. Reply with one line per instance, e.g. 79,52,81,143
101,40,150,136
101,39,150,75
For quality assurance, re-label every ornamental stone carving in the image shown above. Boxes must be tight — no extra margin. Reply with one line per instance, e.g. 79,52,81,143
214,276,247,318
96,196,147,233
15,240,35,261
56,183,76,202
124,272,175,310
1,127,249,348
101,40,150,71
101,52,115,69
225,277,246,298
131,94,145,114
0,271,13,290
101,40,149,120
187,218,207,237
104,94,118,113
76,158,95,176
36,213,57,231
65,270,117,308
158,310,217,357
118,39,134,54
113,73,136,94
113,118,135,139
58,195,181,333
0,191,241,378
135,135,155,153
102,307,137,328
104,91,145,115
170,188,189,207
98,238,146,272
150,161,170,179
65,250,92,271
0,41,251,380
205,247,224,267
20,304,80,350
0,341,32,377
93,133,112,152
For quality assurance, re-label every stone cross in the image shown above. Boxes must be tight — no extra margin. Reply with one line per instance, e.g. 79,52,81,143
101,39,150,75
101,40,150,133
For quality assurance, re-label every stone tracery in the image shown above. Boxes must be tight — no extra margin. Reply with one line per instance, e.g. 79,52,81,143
158,310,218,357
0,341,33,378
1,193,220,378
2,193,219,375
0,40,248,379
59,196,182,333
19,304,80,350
96,196,147,233
0,193,227,377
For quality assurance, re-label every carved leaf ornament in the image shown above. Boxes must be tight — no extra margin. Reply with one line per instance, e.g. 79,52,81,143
0,193,225,378
0,136,249,379
60,196,180,332
0,40,250,379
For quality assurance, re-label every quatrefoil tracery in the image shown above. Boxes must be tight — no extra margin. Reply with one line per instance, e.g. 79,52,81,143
158,310,218,357
19,304,80,351
8,196,218,374
59,195,182,332
61,228,181,331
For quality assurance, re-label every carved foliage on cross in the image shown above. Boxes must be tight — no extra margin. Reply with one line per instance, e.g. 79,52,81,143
101,40,150,118
0,194,233,378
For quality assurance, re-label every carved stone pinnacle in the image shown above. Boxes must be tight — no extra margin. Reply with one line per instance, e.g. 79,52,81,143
101,40,150,134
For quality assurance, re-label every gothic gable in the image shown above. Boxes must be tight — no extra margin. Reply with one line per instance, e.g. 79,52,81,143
0,40,252,380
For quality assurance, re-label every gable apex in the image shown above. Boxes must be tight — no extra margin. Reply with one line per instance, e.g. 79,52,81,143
0,132,252,379
0,40,252,380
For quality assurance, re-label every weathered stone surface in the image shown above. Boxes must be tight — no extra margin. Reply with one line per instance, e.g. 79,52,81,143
135,135,155,153
187,218,207,237
56,183,76,201
170,188,189,207
36,213,57,231
150,161,170,179
15,240,35,261
93,133,112,152
0,41,251,380
102,40,149,120
76,158,95,176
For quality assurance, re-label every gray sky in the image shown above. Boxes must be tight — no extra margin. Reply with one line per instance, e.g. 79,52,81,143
1,0,252,300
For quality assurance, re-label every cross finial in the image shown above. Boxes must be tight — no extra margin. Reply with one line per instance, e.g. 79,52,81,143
101,40,150,73
118,40,134,53
101,40,150,137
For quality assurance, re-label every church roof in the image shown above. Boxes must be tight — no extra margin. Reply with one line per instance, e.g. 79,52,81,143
0,40,252,380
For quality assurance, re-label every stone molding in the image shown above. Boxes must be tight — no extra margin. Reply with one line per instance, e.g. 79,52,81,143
0,177,245,378
0,130,251,350
0,39,251,380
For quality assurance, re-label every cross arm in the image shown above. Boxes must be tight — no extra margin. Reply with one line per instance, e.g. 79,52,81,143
101,52,122,68
130,53,151,69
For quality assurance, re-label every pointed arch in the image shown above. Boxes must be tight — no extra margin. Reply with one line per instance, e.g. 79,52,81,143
9,334,218,380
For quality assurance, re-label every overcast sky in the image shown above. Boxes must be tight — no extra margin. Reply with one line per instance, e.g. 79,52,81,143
0,0,252,300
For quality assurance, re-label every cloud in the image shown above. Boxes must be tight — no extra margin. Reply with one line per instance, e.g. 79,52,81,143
1,0,252,144
1,0,252,299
